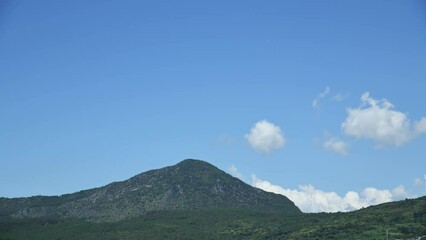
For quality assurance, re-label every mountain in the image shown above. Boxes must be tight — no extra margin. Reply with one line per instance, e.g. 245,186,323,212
0,159,300,222
0,159,425,239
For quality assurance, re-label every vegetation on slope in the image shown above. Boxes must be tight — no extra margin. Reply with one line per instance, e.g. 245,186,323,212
0,197,425,240
0,160,425,239
0,160,299,222
289,196,426,239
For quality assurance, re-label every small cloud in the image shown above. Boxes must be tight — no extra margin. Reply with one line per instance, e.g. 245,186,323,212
415,118,426,134
227,164,245,181
251,175,410,213
414,178,424,187
312,86,330,108
414,174,426,190
332,93,348,102
245,120,286,154
341,92,426,147
323,137,348,155
391,185,408,199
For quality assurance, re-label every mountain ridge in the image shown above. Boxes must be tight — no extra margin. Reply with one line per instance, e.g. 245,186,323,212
1,159,425,239
0,159,300,222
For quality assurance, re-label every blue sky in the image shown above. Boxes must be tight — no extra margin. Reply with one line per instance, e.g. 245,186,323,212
1,0,425,212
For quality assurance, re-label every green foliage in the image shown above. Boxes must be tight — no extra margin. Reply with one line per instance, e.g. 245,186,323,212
0,159,299,222
0,160,425,239
0,197,425,240
288,197,426,239
0,209,301,240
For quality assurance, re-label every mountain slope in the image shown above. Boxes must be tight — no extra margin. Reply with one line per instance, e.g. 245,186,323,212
1,159,425,239
0,159,300,222
288,196,426,239
0,197,424,240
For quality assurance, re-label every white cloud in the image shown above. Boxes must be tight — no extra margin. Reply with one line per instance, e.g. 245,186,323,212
323,137,348,155
414,174,426,189
414,178,424,187
251,175,408,213
391,185,408,199
312,86,330,108
227,164,244,181
245,120,285,154
332,93,348,102
342,92,426,147
415,118,426,134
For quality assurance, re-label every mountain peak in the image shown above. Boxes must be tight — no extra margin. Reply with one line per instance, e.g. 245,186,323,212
174,158,215,169
177,158,209,165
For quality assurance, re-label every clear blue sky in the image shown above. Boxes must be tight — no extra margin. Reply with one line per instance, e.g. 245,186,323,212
1,0,425,212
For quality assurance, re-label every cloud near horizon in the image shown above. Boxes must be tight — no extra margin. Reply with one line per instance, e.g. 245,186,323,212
245,120,286,154
228,164,245,181
227,166,410,213
251,175,408,213
342,92,426,147
414,178,423,186
414,174,426,190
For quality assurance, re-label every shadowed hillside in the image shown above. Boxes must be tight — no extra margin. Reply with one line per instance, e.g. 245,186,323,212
0,159,300,222
0,160,425,239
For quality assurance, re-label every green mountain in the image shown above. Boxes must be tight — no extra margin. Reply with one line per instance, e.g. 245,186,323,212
0,159,300,222
0,159,425,239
